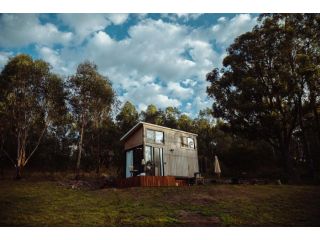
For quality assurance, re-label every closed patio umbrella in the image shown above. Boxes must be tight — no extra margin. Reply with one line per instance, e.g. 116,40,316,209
214,155,221,178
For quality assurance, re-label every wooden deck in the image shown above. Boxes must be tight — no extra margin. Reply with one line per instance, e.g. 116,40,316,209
116,176,188,188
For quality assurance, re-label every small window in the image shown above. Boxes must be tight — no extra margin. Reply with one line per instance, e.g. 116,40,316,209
181,136,188,147
146,129,164,144
187,137,195,149
155,131,164,144
181,136,195,149
146,129,155,141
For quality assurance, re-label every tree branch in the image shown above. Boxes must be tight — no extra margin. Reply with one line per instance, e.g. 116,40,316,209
24,125,47,166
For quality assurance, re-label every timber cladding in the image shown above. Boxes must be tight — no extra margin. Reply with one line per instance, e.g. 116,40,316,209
124,126,143,150
143,124,198,178
116,176,179,187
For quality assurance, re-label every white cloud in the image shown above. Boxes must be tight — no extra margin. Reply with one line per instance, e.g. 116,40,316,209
0,14,72,48
192,96,212,113
212,14,257,48
182,78,197,87
83,19,216,84
72,18,218,113
0,51,13,70
58,14,129,44
22,14,258,116
106,14,129,25
161,13,203,22
37,46,70,75
167,81,194,100
58,14,111,43
123,82,181,111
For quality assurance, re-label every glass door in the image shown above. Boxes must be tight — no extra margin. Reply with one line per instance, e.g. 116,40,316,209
145,146,164,176
126,150,133,178
153,147,164,176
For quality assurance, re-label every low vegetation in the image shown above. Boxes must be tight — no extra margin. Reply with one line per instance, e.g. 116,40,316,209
0,179,319,226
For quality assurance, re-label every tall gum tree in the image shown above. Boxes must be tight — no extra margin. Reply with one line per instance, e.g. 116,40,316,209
0,54,67,179
68,61,115,179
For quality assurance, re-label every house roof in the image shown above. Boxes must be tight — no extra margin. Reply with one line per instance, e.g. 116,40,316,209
120,121,197,142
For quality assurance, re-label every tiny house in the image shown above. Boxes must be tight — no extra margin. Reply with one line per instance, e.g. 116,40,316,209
120,122,199,179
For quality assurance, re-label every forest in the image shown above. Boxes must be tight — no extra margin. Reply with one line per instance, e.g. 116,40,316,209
0,13,319,183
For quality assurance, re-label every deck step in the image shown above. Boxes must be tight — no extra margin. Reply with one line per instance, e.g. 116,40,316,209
116,176,188,188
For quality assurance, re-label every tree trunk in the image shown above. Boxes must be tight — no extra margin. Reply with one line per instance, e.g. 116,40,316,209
75,121,85,180
95,125,102,175
297,99,314,179
312,102,320,142
16,146,26,179
308,83,320,142
15,163,24,180
15,131,26,179
280,137,298,183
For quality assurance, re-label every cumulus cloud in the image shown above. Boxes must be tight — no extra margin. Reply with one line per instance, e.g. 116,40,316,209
0,14,73,48
37,46,71,75
212,14,257,47
0,13,258,116
71,18,218,113
106,14,129,25
167,82,194,100
58,14,110,43
0,51,13,69
123,82,181,111
83,19,216,84
58,14,129,44
161,13,203,22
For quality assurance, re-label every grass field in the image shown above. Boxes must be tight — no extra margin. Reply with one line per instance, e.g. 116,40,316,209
0,179,320,226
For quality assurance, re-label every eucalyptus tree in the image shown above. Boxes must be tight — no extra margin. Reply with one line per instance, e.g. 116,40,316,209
68,61,115,178
177,113,193,132
140,104,163,125
206,14,312,179
116,101,139,134
0,54,67,178
161,107,179,129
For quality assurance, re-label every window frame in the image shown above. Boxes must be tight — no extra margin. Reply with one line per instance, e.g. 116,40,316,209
181,136,196,149
146,129,164,144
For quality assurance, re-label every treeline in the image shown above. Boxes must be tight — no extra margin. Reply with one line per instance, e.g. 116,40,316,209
0,55,276,180
0,14,319,182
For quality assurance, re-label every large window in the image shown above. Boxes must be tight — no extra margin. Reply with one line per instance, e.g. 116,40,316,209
146,129,164,144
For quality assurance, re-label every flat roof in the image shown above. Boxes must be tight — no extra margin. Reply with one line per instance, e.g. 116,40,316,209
120,121,197,142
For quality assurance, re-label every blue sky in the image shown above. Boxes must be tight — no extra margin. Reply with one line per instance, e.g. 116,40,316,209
0,13,258,116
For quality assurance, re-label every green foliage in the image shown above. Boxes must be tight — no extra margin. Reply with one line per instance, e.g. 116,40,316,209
0,54,68,177
116,101,139,134
206,14,320,180
177,114,193,131
140,104,163,125
68,61,116,176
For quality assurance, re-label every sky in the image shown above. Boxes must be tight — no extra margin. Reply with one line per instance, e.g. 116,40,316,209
0,13,258,116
